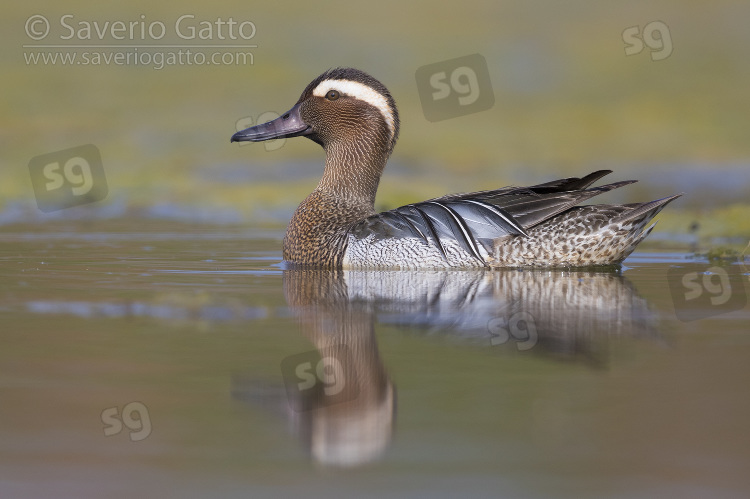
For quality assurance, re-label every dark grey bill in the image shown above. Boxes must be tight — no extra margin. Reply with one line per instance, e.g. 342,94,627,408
231,102,312,143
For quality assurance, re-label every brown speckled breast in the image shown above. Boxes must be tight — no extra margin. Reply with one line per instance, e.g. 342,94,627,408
283,189,375,267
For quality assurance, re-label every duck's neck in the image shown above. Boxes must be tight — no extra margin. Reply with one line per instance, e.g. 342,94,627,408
316,137,389,209
283,137,390,266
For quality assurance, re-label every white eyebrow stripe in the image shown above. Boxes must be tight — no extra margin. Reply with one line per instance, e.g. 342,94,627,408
312,79,396,138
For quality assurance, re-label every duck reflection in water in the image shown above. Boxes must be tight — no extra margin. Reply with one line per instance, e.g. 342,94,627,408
233,268,658,467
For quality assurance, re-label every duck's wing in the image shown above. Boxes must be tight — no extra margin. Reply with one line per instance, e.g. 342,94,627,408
517,169,614,192
435,170,636,229
349,171,634,264
433,169,614,204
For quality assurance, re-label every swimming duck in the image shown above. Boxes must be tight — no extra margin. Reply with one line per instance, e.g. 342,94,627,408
231,68,680,269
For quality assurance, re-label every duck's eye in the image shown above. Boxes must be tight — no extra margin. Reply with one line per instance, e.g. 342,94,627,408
325,90,340,101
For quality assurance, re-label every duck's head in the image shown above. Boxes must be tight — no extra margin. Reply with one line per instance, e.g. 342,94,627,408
231,68,400,156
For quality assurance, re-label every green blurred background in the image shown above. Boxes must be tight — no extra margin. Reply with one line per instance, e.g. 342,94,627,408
3,0,749,240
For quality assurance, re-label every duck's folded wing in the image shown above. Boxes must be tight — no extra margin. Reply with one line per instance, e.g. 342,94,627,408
348,170,637,264
435,170,636,229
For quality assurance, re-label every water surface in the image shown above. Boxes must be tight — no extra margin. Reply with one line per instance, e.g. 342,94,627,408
1,221,748,498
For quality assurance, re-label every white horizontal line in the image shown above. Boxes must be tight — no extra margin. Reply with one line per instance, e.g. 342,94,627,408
23,45,258,48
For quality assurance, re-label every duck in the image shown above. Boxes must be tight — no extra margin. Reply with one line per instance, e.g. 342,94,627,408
231,67,681,269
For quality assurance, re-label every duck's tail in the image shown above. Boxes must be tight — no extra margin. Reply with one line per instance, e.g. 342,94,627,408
611,193,684,258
